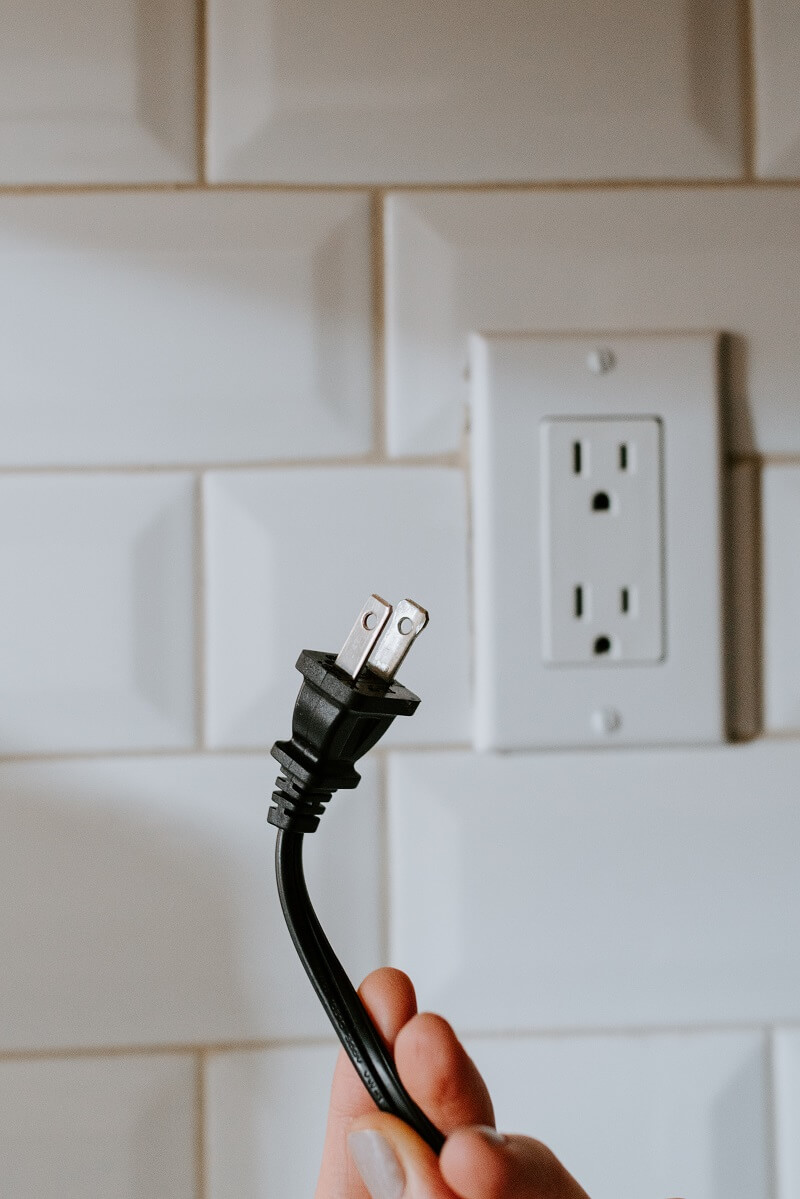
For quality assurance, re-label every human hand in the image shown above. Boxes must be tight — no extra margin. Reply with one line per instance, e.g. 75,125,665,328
315,968,589,1199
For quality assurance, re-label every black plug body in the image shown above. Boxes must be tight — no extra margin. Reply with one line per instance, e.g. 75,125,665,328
268,649,421,834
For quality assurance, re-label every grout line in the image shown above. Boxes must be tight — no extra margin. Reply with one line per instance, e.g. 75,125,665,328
356,740,473,757
0,746,219,765
1,179,800,198
2,1023,796,1064
0,746,212,765
194,474,207,749
461,390,476,710
375,750,391,967
370,189,388,460
0,183,198,196
0,453,462,476
729,452,800,467
0,182,371,196
207,740,474,759
739,0,758,181
458,1019,795,1042
259,176,800,193
0,452,783,477
0,1036,339,1064
764,1029,780,1199
0,741,469,767
0,745,304,765
753,453,800,467
195,1051,208,1199
0,1043,200,1063
2,729,800,767
195,0,209,184
753,729,800,743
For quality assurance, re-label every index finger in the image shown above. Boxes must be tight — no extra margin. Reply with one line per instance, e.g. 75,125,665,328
315,968,418,1199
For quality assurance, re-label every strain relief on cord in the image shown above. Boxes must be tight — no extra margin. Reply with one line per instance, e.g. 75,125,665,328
267,738,361,834
267,775,329,833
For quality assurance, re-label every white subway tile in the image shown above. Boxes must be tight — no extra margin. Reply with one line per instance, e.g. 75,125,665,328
774,1029,800,1199
204,467,470,748
389,743,800,1030
0,193,372,465
466,1031,769,1199
0,474,194,754
0,755,381,1049
206,1044,338,1199
0,1054,196,1199
752,0,800,177
385,189,800,456
207,0,741,184
762,466,800,733
0,0,196,183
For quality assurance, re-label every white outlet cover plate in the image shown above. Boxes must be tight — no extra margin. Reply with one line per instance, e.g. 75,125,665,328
470,332,725,750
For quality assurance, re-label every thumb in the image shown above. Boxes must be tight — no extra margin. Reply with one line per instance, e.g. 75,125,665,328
348,1113,457,1199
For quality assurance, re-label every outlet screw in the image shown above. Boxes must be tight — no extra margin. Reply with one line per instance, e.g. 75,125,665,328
587,347,615,375
591,707,622,734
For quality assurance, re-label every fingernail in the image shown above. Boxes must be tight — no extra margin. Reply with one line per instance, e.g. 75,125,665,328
474,1124,508,1146
348,1129,406,1199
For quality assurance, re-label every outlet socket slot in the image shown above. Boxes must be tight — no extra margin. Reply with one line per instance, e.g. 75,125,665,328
541,417,665,666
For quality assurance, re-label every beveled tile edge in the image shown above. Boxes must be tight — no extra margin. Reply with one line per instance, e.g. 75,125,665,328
751,0,800,180
0,0,199,187
727,461,762,739
762,464,800,733
384,194,462,458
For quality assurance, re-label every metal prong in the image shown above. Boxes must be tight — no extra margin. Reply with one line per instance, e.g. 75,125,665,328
366,598,429,680
335,594,393,680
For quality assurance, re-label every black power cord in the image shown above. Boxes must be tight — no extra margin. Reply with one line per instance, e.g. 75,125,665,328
268,594,445,1155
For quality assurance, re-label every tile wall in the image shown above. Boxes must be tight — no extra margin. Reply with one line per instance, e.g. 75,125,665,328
0,2,799,1196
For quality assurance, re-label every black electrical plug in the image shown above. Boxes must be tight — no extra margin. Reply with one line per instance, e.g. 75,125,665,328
268,595,427,834
268,595,445,1155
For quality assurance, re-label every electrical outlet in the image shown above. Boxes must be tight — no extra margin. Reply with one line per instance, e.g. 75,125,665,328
470,332,724,750
541,417,664,665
